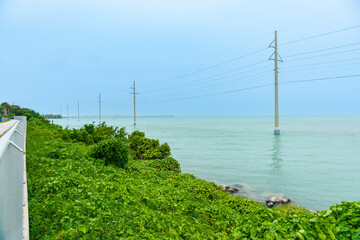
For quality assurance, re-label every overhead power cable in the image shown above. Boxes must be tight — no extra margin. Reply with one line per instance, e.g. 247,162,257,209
140,74,360,105
141,47,269,87
141,60,270,94
281,74,360,85
280,25,360,46
285,48,360,63
278,4,358,32
281,57,360,70
283,42,360,58
142,69,273,100
140,83,273,104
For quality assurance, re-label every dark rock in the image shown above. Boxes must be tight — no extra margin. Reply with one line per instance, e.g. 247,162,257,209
266,195,291,208
227,187,239,193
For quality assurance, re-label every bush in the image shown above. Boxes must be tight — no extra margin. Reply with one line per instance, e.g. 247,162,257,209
149,157,181,173
128,130,171,160
90,138,129,168
62,122,127,145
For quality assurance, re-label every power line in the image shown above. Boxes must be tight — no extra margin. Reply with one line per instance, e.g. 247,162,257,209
278,4,358,32
141,60,270,94
140,83,273,104
281,74,360,85
283,42,360,58
142,61,271,95
280,24,360,46
285,47,360,63
281,61,360,73
281,57,360,70
142,69,273,101
139,74,359,105
141,47,269,88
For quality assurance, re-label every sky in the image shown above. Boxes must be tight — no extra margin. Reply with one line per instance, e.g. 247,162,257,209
0,0,359,116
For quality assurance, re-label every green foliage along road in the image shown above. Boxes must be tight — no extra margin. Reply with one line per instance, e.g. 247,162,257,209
26,117,360,239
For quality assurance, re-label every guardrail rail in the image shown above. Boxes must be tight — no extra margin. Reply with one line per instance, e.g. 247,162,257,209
0,116,28,240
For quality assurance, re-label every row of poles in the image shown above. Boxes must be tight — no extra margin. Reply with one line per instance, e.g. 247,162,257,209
67,31,281,134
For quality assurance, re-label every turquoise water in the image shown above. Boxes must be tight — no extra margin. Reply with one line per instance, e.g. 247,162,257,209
52,115,360,210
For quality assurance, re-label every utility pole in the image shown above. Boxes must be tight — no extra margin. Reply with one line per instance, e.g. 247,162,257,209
98,93,102,124
77,100,80,122
269,30,283,135
67,104,69,121
130,81,138,125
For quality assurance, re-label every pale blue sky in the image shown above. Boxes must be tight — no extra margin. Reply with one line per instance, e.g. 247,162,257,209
0,0,359,116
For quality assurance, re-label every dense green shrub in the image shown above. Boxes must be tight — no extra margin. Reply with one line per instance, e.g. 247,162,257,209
62,122,127,145
90,137,129,168
128,130,171,160
149,157,181,173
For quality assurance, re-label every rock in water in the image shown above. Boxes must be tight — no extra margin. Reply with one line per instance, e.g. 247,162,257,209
266,195,291,208
218,185,239,193
227,187,239,193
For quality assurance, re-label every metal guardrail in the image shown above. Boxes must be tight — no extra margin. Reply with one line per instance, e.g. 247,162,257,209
0,117,28,240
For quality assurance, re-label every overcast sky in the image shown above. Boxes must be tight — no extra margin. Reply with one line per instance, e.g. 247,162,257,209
0,0,359,116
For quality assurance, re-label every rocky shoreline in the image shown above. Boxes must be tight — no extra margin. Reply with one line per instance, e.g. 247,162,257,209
218,184,319,214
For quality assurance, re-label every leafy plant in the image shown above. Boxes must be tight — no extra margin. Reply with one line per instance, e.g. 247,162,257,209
89,137,129,168
128,130,171,160
62,122,127,145
149,157,181,173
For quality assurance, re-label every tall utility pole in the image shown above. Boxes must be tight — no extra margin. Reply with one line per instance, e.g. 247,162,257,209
77,100,80,122
130,81,138,125
67,104,69,121
269,30,283,135
98,93,102,124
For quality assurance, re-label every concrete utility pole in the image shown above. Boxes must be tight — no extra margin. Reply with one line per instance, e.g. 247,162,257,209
130,81,138,125
67,104,69,121
98,93,102,124
77,100,80,122
269,30,283,135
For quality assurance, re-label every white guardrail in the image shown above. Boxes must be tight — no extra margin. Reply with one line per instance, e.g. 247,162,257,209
0,117,28,240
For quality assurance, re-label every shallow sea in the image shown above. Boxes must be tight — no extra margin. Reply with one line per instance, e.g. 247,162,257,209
52,115,360,210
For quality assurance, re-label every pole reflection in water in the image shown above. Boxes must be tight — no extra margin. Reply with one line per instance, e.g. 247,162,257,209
263,135,290,199
271,135,283,177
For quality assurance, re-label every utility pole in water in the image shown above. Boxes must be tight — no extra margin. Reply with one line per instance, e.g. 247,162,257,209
67,104,69,121
77,100,80,122
269,30,283,135
98,93,102,124
130,81,138,125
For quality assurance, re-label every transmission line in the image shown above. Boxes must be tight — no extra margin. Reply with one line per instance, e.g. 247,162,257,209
285,48,360,63
281,57,360,71
281,74,360,85
283,42,360,58
142,69,273,101
141,47,269,88
280,24,360,46
139,73,359,105
142,61,271,94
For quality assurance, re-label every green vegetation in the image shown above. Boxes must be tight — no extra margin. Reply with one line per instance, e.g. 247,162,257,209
90,138,129,168
128,130,171,160
25,115,360,239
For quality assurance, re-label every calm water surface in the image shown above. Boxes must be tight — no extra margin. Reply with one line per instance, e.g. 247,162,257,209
52,115,360,210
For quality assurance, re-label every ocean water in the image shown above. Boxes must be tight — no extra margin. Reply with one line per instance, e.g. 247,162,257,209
52,115,360,211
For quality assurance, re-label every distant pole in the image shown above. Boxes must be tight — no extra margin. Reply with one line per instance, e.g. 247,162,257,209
130,81,138,125
133,82,136,125
274,31,279,135
98,93,102,124
269,30,283,135
77,100,80,122
67,104,69,121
